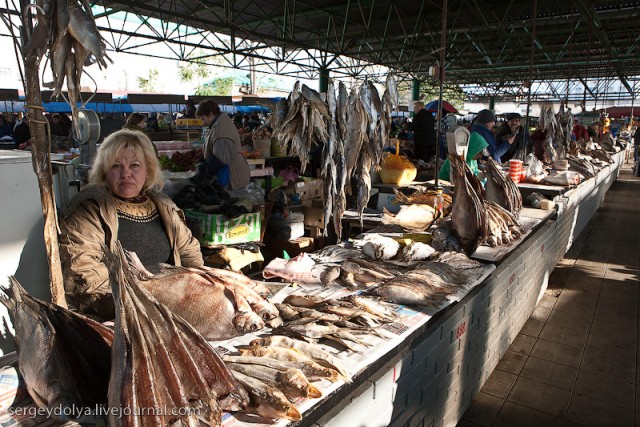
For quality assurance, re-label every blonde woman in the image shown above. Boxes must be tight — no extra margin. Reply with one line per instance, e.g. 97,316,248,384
59,129,203,320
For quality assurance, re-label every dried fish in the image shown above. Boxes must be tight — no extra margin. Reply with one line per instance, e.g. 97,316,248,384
0,277,111,419
450,154,487,255
105,245,248,426
126,258,262,340
227,363,321,399
252,335,351,382
382,204,437,231
223,355,340,382
283,294,327,308
321,266,341,287
231,371,302,421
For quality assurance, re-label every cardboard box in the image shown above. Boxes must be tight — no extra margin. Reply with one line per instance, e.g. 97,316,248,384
176,118,203,129
286,179,323,201
185,210,261,246
303,199,325,228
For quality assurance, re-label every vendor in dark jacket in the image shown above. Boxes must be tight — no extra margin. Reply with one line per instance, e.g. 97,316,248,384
495,113,529,162
409,101,436,163
473,109,513,163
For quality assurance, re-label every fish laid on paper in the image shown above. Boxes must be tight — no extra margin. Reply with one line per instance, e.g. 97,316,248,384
105,245,248,426
361,234,400,260
402,242,437,261
238,346,343,382
227,363,321,399
125,253,277,339
263,252,316,282
372,269,460,308
223,355,340,382
0,277,112,419
230,370,302,421
252,335,352,382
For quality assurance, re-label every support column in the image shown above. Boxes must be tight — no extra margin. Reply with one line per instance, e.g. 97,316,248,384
319,68,329,94
412,78,420,102
489,96,495,111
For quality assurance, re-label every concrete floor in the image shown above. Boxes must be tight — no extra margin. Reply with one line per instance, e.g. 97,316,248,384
458,161,640,427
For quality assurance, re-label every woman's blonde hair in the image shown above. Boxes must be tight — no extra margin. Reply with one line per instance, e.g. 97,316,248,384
89,129,164,192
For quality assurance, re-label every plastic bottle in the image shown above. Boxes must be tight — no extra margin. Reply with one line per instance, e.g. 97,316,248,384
433,189,444,217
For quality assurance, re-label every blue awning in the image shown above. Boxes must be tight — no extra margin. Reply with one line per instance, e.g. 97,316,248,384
41,102,134,114
235,105,271,114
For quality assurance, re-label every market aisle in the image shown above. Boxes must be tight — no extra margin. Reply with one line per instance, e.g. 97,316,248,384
458,161,640,427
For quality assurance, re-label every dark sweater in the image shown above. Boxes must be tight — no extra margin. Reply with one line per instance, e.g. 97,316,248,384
115,198,171,273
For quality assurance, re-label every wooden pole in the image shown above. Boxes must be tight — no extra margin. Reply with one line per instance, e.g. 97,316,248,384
20,0,67,307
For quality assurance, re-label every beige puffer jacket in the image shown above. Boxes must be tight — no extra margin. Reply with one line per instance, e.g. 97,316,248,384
59,184,203,320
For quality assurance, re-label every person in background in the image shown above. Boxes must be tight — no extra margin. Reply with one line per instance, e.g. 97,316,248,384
437,126,488,181
0,116,12,138
196,100,250,189
157,115,169,130
496,113,529,162
50,113,69,137
247,113,261,131
409,101,437,163
122,113,147,133
146,113,160,132
59,129,203,320
12,116,30,147
572,119,589,142
183,100,197,118
473,109,513,163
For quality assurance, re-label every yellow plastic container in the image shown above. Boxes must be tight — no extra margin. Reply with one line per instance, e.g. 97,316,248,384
379,141,417,185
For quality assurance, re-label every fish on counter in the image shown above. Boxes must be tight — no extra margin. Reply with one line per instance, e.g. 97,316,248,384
223,355,341,383
484,157,522,216
361,234,401,260
125,252,279,340
0,277,112,420
105,245,249,426
381,204,438,231
230,370,302,421
227,363,321,399
450,154,487,255
392,187,453,216
251,336,352,383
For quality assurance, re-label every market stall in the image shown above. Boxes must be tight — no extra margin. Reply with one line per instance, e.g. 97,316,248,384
0,144,624,426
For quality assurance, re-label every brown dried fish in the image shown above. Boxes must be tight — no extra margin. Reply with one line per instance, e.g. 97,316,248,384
0,277,111,420
106,245,248,426
230,370,302,421
227,363,321,399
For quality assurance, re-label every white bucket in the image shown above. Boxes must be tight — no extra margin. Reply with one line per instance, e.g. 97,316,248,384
253,138,272,158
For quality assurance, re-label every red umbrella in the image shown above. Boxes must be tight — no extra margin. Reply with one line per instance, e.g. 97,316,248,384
425,100,458,114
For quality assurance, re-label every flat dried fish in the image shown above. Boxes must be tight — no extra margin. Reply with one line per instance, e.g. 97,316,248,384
106,245,248,426
0,277,111,420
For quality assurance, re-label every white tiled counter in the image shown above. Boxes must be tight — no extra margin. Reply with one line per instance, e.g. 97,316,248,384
304,151,624,427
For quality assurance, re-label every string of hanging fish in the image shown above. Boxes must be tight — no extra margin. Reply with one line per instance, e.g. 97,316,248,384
272,74,400,238
38,0,111,136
